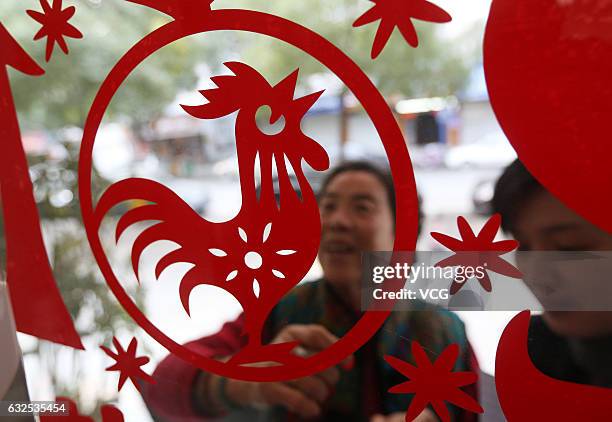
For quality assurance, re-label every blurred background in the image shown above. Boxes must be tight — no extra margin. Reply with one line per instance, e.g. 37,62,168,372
0,0,517,419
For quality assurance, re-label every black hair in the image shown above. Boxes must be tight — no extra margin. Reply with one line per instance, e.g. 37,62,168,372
317,160,423,235
492,158,544,233
318,160,396,219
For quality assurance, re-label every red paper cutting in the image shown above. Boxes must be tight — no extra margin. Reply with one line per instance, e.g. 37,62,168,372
495,311,612,420
353,0,451,59
78,0,419,382
27,0,83,62
0,22,82,349
431,214,521,294
100,405,125,422
484,0,612,234
385,342,482,422
95,62,328,366
101,337,155,392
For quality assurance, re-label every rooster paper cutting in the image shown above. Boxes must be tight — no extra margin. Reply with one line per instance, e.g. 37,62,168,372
95,62,329,366
79,0,419,382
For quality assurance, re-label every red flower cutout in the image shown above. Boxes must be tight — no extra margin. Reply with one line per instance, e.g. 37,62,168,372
385,342,483,422
431,213,521,294
353,0,451,59
101,337,155,392
27,0,83,62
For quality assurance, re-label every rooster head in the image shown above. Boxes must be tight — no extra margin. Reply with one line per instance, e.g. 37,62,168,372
181,62,329,171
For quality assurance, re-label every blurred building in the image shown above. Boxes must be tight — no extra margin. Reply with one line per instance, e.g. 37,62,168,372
133,63,512,174
296,63,512,169
458,63,505,144
143,112,236,177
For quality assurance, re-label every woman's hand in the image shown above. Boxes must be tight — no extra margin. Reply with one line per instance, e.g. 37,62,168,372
221,324,354,419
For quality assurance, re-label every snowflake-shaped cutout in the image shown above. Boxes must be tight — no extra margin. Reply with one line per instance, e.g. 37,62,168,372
101,337,155,392
353,0,451,59
431,214,521,294
27,0,83,62
208,223,295,298
385,342,483,422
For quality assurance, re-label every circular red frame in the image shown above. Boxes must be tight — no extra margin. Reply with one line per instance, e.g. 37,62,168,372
79,9,418,382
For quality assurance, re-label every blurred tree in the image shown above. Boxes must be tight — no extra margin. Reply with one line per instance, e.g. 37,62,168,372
1,0,478,130
0,0,216,132
0,140,143,414
226,0,478,98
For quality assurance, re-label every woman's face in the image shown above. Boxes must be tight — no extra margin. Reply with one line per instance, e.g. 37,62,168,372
513,190,612,337
317,170,395,289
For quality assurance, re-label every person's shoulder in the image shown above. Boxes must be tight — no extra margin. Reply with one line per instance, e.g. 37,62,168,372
528,314,555,336
527,314,583,382
434,306,467,343
278,279,323,306
527,314,570,351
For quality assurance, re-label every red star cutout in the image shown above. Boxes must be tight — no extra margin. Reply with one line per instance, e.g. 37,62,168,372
431,213,521,294
101,337,155,392
353,0,451,59
385,342,483,422
26,0,83,62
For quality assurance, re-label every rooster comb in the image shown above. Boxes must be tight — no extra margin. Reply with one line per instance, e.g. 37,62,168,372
181,62,324,121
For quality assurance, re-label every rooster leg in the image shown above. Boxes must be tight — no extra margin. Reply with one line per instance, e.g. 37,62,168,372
228,311,307,366
228,341,306,366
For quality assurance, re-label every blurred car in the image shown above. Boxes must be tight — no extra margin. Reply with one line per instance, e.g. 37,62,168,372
445,133,517,169
410,143,447,168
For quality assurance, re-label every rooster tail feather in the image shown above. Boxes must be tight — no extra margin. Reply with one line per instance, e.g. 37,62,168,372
115,204,163,242
178,266,205,317
155,248,189,280
95,178,188,226
131,222,168,281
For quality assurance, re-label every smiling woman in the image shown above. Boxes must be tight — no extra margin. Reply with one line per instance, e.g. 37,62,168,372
317,161,396,309
141,161,479,422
